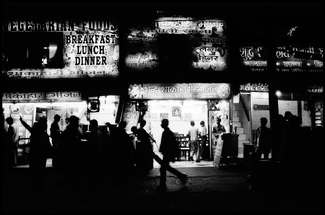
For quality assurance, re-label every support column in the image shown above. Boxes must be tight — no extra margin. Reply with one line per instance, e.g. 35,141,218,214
265,27,279,163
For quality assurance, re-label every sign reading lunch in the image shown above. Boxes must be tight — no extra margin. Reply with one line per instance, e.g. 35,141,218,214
65,32,117,67
128,83,231,99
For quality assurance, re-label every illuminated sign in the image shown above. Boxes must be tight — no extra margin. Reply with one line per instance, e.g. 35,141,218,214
240,83,323,94
307,85,323,93
2,19,119,79
253,104,269,110
125,17,227,71
240,46,323,73
314,101,323,127
2,91,82,103
240,83,269,92
128,83,231,99
2,20,117,32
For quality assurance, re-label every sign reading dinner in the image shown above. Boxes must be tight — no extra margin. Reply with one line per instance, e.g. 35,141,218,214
65,32,117,68
128,83,231,99
2,19,119,79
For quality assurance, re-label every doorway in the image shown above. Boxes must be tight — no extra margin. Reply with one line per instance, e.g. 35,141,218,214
143,100,208,154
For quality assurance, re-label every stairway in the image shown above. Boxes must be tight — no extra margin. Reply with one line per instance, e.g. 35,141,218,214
232,104,250,158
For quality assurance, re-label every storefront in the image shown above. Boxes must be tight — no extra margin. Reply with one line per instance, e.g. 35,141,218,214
122,82,237,161
2,15,123,165
238,41,323,160
237,82,323,161
2,91,120,165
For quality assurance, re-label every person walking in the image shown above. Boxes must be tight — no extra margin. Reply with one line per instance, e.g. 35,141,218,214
187,120,200,162
157,119,187,192
50,114,62,168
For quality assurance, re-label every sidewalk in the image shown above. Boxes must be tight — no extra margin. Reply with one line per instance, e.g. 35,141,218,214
2,159,323,213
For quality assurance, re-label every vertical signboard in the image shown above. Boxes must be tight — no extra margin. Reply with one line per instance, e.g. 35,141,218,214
122,102,139,131
213,138,223,168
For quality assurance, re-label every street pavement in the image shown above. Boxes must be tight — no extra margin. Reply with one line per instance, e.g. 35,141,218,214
2,159,323,213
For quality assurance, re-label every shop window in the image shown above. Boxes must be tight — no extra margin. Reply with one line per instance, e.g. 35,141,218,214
3,32,64,69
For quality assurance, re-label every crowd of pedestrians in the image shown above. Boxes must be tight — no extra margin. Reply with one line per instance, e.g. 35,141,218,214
2,110,322,199
2,113,188,194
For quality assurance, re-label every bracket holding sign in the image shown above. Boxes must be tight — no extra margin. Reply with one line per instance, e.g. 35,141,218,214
87,98,100,112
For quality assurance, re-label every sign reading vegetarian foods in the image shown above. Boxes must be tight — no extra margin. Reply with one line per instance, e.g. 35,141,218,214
128,83,231,99
2,19,119,79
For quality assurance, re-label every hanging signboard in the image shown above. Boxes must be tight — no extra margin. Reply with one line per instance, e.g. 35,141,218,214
128,83,231,100
122,102,139,131
2,19,119,79
125,17,227,72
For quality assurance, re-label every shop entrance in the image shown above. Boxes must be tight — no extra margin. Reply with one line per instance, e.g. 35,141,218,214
144,100,208,153
139,100,230,164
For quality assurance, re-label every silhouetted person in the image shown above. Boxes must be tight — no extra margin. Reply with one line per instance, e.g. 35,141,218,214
2,111,11,183
50,114,61,167
273,114,284,162
130,126,138,149
85,119,104,194
157,119,187,192
112,120,135,182
199,121,208,160
20,116,52,194
253,117,271,160
5,116,19,166
104,122,116,166
53,115,83,193
136,119,155,174
187,120,200,162
279,115,305,189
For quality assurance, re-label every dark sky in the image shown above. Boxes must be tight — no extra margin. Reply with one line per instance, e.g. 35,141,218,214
2,2,323,42
2,2,323,19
